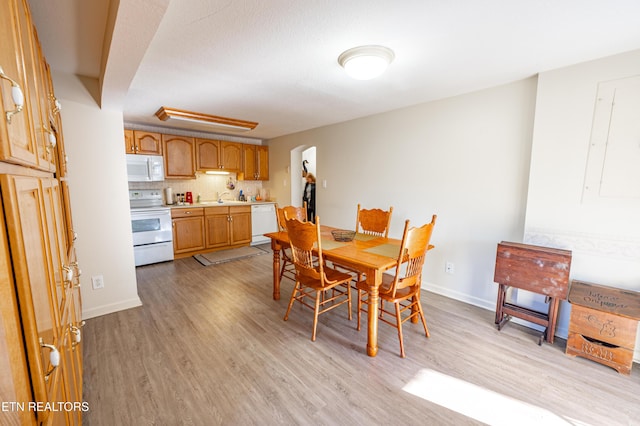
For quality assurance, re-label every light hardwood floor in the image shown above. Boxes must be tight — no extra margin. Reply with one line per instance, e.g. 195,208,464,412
82,250,640,425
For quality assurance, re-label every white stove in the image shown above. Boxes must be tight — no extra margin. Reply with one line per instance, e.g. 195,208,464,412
129,190,173,266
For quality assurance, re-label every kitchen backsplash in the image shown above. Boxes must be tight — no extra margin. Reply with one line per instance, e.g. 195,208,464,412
129,174,264,203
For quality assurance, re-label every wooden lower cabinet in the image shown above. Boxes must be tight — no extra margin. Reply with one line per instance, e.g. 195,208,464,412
0,174,83,425
172,205,251,257
205,205,251,248
172,208,205,254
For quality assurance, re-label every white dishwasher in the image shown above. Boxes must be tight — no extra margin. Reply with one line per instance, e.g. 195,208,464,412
251,203,278,245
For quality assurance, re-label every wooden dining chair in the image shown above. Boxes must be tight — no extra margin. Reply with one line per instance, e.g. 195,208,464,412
335,204,394,285
356,203,393,237
275,203,307,281
283,214,353,341
356,215,437,357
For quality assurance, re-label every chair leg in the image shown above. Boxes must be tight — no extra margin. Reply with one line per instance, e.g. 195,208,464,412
311,290,321,341
395,302,406,358
279,259,287,280
356,289,362,331
416,300,430,338
346,284,352,321
283,281,300,321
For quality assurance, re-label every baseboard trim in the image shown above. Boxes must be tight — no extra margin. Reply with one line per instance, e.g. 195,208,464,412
423,281,639,363
81,297,143,320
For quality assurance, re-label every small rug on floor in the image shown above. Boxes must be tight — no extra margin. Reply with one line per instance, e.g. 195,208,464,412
193,245,270,266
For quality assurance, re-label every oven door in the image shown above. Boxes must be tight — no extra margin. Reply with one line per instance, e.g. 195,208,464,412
131,209,172,246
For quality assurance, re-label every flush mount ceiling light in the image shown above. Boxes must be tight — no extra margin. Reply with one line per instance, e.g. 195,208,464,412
338,45,395,80
155,106,258,132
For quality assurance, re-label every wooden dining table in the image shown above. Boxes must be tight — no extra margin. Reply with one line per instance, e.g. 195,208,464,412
265,226,402,357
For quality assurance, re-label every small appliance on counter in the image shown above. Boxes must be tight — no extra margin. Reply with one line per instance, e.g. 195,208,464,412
164,187,174,205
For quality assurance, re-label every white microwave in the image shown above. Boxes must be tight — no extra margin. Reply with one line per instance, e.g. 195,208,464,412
126,154,165,182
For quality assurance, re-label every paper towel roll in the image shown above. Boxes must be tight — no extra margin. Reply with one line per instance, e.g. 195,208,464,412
164,187,173,205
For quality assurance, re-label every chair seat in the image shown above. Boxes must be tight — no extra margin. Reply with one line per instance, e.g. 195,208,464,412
305,267,353,291
355,274,418,303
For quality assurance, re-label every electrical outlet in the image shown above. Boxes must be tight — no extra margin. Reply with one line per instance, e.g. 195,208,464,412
91,275,104,290
445,262,455,274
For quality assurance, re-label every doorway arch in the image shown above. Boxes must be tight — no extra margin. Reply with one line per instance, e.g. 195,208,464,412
290,146,316,208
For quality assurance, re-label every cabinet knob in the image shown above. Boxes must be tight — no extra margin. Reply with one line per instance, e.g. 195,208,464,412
62,265,74,283
0,66,24,123
39,338,60,381
70,325,82,348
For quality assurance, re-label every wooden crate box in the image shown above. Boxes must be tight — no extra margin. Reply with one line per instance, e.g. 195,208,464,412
566,280,640,375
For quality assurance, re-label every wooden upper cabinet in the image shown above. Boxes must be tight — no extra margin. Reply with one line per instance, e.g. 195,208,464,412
126,130,162,155
195,138,242,172
221,142,242,172
0,0,38,168
163,135,195,178
124,129,134,154
256,145,269,181
16,0,54,172
241,144,269,180
195,138,221,170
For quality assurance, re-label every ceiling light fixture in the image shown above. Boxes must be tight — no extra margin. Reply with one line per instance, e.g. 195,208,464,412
338,45,395,80
155,106,258,132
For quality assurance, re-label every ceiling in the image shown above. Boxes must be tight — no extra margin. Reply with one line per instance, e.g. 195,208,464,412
29,0,640,141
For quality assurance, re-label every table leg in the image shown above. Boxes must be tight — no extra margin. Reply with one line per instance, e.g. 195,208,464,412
271,240,281,300
546,297,559,344
495,284,507,324
366,268,381,357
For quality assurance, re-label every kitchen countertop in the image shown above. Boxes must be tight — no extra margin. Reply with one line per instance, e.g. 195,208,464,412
169,200,276,208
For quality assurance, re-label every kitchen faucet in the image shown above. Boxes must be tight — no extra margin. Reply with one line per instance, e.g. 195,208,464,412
217,191,230,203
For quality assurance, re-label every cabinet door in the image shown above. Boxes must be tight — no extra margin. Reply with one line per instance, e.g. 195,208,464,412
256,145,269,180
0,0,38,168
221,141,242,172
41,178,68,318
61,283,83,425
135,131,162,155
164,135,195,178
172,216,204,253
0,209,36,425
124,129,135,154
242,144,257,180
230,209,252,245
205,212,230,248
0,175,66,423
195,138,221,170
14,0,54,172
44,61,68,177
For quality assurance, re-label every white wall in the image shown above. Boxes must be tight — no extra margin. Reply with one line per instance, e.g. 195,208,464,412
266,78,537,310
54,72,141,319
525,49,640,357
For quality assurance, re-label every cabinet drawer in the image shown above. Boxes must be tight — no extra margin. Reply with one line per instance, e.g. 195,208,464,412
566,332,634,375
204,206,228,215
171,208,203,218
568,305,638,349
230,205,251,214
